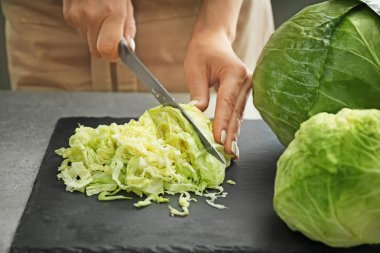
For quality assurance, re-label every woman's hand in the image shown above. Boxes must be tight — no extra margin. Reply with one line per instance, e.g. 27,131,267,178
184,30,251,159
184,0,248,159
63,0,136,61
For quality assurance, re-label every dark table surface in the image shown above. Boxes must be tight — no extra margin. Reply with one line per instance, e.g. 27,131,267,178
9,116,380,252
11,117,285,253
3,91,378,253
0,91,259,252
0,91,200,252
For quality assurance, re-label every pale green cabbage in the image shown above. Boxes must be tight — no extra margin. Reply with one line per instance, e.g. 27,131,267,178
253,0,380,146
55,105,231,216
274,108,380,247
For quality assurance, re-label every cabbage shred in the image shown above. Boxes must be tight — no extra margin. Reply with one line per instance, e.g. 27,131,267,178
56,105,231,216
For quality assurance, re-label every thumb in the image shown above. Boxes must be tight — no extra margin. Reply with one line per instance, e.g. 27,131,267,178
124,0,136,51
97,15,124,62
185,67,210,111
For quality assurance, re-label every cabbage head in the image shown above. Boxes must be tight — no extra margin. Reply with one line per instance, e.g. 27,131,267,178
274,108,380,247
55,105,231,216
253,0,380,146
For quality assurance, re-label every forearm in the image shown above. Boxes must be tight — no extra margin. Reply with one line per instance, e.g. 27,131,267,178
192,0,243,42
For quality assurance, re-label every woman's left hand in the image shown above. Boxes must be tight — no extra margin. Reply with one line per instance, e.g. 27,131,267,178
184,30,251,159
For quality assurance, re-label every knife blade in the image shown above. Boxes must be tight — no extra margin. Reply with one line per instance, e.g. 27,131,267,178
118,38,225,164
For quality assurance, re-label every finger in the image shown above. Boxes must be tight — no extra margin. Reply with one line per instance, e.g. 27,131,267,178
224,75,252,159
69,19,87,40
76,26,87,41
62,0,75,27
213,68,250,152
62,2,87,39
213,82,220,92
185,66,210,111
84,7,105,58
124,0,136,51
87,25,101,58
97,15,125,61
213,74,240,147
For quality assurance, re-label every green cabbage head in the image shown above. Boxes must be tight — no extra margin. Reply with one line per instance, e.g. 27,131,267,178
56,105,231,216
274,108,380,247
253,0,380,146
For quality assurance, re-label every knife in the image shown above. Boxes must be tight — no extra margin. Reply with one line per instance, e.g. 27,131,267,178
118,38,226,164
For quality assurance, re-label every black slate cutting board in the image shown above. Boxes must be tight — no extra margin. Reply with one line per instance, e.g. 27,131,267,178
10,118,379,253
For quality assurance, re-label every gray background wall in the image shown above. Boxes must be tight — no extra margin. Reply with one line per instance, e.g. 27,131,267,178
0,0,323,90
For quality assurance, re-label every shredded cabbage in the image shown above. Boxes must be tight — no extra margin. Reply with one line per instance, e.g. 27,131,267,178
226,180,236,185
56,104,232,216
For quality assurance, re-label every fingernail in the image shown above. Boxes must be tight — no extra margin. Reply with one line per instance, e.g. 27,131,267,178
129,37,136,52
231,140,239,158
237,127,241,137
189,100,199,106
127,36,136,51
220,130,227,145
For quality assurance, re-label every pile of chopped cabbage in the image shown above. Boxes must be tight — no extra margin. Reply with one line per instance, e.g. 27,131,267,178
55,104,232,216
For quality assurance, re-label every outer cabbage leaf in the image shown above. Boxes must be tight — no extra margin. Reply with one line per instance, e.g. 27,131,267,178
274,108,380,247
253,0,380,146
56,105,231,216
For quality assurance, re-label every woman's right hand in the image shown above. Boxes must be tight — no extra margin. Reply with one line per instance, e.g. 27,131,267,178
63,0,136,61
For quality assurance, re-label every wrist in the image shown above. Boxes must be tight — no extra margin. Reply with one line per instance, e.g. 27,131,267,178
191,23,236,44
191,0,242,44
189,28,233,49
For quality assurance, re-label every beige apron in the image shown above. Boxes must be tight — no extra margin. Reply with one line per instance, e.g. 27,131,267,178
2,0,274,92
